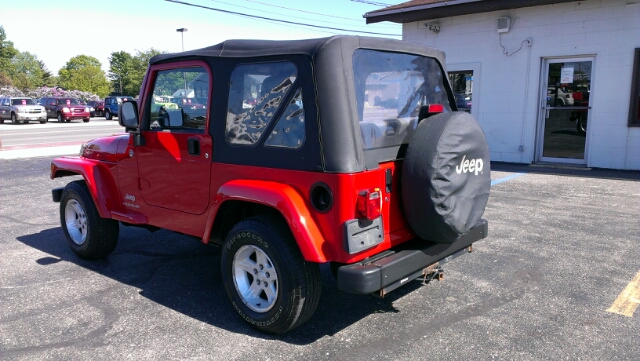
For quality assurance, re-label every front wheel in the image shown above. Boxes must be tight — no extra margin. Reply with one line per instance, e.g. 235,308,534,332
11,113,18,124
57,113,64,122
59,180,119,260
105,110,112,120
221,215,322,334
83,118,90,123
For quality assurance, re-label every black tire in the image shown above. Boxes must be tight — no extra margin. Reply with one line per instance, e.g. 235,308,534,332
83,118,90,123
57,113,64,122
221,215,322,334
0,118,4,124
401,111,491,243
576,118,587,135
23,119,30,124
39,120,47,124
59,180,119,260
105,110,112,120
11,113,18,124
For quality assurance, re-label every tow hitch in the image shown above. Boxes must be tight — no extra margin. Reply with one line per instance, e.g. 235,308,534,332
377,244,473,298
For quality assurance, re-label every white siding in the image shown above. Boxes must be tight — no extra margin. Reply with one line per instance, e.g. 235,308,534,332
403,0,640,169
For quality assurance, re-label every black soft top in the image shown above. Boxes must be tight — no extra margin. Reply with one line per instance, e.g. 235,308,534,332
150,36,446,66
151,36,449,173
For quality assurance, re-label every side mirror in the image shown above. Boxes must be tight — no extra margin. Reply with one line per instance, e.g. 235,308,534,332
119,101,139,128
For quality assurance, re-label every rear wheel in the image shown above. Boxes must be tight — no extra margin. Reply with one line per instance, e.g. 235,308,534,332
105,110,112,120
59,180,119,260
83,118,90,123
39,119,46,124
221,215,322,334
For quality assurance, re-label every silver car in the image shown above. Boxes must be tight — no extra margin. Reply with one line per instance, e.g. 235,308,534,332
0,97,48,124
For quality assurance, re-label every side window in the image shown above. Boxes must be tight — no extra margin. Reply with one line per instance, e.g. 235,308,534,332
147,66,209,132
226,62,297,145
264,88,305,148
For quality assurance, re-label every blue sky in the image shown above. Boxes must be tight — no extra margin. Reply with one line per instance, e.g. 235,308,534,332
1,0,400,74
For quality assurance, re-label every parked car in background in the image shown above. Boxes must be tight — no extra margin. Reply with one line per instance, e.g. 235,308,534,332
104,96,134,120
0,97,47,124
547,87,574,107
454,92,472,113
78,100,96,118
39,97,91,123
88,101,105,117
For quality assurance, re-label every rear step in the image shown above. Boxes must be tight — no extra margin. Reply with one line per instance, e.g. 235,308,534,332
336,219,488,296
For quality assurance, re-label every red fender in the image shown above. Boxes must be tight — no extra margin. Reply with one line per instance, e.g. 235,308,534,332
50,157,121,219
211,180,329,263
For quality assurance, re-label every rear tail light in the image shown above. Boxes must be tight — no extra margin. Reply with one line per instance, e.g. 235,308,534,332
357,188,382,221
419,104,445,120
427,104,445,113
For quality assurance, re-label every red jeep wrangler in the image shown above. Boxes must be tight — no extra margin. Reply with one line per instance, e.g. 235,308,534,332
51,36,490,334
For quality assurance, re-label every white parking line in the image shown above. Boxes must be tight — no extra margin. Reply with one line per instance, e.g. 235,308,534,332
0,145,80,160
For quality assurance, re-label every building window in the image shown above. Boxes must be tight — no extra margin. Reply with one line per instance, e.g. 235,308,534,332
629,48,640,127
449,71,473,113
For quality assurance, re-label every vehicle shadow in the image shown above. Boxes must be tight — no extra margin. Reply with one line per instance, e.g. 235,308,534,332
17,225,425,344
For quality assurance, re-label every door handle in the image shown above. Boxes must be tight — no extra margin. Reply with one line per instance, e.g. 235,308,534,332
188,138,200,156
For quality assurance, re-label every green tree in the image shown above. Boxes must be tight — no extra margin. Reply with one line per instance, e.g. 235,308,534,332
107,51,134,95
58,55,110,97
108,48,164,96
10,51,44,91
130,48,163,95
0,26,18,84
38,60,55,87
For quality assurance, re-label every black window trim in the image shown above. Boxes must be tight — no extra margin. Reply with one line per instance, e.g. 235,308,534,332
629,48,640,127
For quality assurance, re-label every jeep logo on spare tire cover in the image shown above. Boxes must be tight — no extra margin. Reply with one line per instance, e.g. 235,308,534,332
401,111,490,243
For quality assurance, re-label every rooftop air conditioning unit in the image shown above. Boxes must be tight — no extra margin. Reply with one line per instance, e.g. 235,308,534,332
497,17,511,33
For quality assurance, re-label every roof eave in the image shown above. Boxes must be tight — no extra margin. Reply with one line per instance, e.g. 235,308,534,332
364,0,578,24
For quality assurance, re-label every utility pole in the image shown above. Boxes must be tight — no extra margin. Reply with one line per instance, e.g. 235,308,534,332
176,28,188,52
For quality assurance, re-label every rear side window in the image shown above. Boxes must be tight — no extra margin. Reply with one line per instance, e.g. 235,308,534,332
226,61,303,147
353,49,451,150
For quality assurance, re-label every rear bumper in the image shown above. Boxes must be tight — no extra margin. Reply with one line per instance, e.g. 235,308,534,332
337,219,488,295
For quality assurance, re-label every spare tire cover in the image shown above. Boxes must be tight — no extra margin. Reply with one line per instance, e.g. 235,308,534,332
401,111,490,243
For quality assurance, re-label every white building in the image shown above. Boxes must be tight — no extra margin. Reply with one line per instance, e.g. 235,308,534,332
366,0,640,170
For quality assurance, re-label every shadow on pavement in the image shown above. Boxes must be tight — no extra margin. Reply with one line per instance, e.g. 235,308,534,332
17,225,425,344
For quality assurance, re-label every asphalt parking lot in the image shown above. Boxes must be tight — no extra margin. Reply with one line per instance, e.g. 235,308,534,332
0,158,638,360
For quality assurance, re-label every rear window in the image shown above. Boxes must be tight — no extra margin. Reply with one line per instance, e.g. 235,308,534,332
353,49,451,150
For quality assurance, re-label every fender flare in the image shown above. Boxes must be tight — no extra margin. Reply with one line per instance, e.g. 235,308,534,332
50,157,120,219
209,179,328,263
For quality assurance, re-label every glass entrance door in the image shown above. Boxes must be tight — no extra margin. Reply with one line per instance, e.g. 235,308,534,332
539,58,593,164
